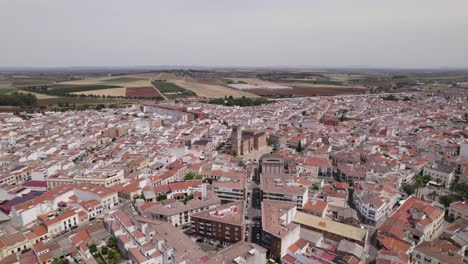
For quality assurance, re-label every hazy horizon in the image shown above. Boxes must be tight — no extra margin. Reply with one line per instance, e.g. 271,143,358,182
1,0,467,69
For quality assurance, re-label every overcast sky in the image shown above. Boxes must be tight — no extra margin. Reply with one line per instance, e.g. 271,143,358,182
1,0,467,68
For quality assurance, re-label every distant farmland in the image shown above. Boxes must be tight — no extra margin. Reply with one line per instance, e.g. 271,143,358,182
126,86,163,99
151,80,196,99
21,84,121,96
248,86,366,97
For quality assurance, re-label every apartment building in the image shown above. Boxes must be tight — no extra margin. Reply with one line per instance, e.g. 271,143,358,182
260,173,308,209
191,200,246,246
46,169,124,188
260,201,300,261
354,181,400,226
142,191,220,228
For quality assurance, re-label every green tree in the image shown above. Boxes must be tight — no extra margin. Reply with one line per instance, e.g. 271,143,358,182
101,246,109,255
402,184,415,196
156,193,167,201
52,258,65,264
422,175,432,184
183,193,194,204
107,250,116,260
184,172,196,180
88,243,97,254
439,195,454,208
107,249,121,264
456,183,468,199
302,110,307,116
107,236,117,249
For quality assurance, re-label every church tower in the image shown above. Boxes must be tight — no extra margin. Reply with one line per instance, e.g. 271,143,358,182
232,125,242,156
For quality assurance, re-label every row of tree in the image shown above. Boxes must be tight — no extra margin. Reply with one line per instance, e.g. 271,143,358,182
0,92,37,107
207,96,270,107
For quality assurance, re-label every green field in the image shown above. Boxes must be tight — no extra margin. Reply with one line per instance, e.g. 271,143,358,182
0,87,16,94
152,80,195,99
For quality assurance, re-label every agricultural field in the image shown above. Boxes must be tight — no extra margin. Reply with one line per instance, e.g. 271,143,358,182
129,72,259,98
0,81,15,94
15,91,59,99
151,80,195,99
170,79,258,98
126,86,163,99
72,88,127,97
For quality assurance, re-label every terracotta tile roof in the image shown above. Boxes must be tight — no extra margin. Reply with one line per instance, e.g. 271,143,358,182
43,210,78,227
303,199,328,215
377,236,411,253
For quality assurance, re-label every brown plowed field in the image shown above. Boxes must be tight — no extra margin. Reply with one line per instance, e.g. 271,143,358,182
125,86,163,98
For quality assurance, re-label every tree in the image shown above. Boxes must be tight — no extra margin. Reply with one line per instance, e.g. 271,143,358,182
107,249,121,264
88,243,97,254
429,190,438,201
107,236,117,249
101,246,109,255
422,175,432,184
107,250,116,260
455,183,468,199
439,195,454,208
402,184,415,196
296,141,303,153
302,110,307,116
52,258,65,264
156,194,167,201
184,172,196,180
183,193,194,204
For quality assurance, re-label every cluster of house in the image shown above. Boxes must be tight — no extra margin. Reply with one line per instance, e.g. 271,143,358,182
0,92,467,263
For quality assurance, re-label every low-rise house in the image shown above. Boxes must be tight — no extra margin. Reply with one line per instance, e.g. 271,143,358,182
449,201,468,221
302,199,329,218
411,240,464,264
10,183,118,226
378,197,444,247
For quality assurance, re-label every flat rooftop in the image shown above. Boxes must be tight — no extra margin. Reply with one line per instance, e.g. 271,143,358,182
293,211,367,243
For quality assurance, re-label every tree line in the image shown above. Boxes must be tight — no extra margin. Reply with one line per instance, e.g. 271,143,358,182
0,92,37,107
206,96,270,107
